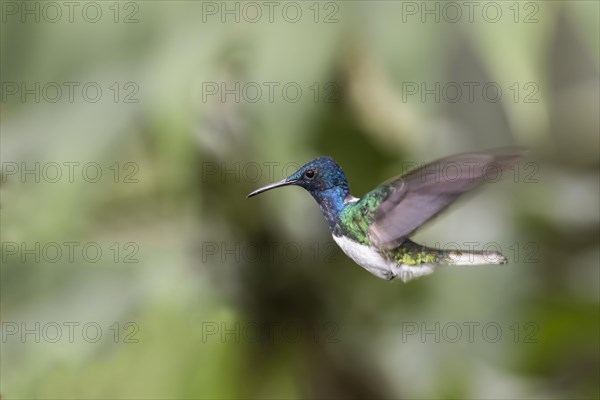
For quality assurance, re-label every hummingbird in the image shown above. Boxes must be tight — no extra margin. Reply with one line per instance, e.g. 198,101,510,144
247,149,525,282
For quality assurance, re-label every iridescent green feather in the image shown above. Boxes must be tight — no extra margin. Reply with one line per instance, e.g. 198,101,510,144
334,187,389,245
386,240,438,265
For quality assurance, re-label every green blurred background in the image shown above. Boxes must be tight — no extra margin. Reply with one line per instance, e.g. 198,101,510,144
1,1,599,399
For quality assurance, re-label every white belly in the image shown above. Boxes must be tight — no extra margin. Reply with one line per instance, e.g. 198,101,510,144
332,234,436,282
332,234,394,280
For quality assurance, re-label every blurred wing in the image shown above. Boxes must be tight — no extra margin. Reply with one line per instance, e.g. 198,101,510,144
368,148,526,250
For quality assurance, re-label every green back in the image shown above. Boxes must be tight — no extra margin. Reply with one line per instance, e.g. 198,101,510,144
333,187,390,245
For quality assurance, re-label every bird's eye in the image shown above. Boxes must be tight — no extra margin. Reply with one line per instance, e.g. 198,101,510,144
304,169,315,180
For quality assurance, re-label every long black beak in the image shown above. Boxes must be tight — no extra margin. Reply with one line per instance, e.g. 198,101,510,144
246,179,296,198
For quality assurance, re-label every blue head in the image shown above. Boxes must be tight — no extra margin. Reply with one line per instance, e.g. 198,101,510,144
247,157,351,228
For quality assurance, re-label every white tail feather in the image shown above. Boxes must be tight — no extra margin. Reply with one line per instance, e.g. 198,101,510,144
444,251,507,265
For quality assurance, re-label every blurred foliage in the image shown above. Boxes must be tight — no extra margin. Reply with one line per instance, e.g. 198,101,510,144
1,1,599,399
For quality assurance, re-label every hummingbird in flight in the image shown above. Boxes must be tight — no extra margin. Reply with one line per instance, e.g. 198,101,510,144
247,149,525,282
